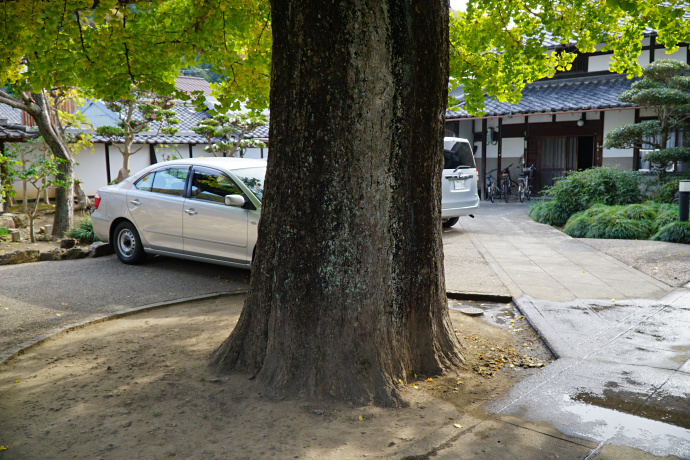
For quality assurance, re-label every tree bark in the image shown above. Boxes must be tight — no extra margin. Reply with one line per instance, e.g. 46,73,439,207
28,91,75,237
211,0,463,405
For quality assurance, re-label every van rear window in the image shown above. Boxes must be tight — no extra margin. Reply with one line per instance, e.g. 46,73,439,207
444,142,475,170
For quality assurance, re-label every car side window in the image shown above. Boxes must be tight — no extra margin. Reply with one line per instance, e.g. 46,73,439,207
150,168,188,196
135,172,154,191
190,167,243,204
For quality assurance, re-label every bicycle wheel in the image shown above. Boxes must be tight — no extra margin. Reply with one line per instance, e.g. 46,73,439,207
518,183,524,202
526,185,531,201
489,184,495,203
504,184,510,202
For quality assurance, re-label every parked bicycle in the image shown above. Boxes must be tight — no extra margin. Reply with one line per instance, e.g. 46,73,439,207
499,164,516,203
484,168,500,202
518,164,536,202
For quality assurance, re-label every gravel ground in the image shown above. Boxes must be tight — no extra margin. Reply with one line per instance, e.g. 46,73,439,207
578,238,690,287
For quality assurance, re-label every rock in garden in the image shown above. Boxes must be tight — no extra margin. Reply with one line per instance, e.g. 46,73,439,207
39,249,62,261
12,213,29,228
0,250,40,265
0,214,15,229
61,248,89,260
88,242,114,257
60,238,77,249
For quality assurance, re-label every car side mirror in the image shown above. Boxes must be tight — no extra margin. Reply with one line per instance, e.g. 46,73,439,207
224,194,246,207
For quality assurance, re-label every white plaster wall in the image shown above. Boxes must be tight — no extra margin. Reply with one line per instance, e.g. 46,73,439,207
640,108,656,117
603,110,635,159
154,144,189,162
242,147,269,159
528,115,553,124
555,113,581,122
589,54,612,72
484,141,498,159
501,137,524,160
74,144,108,196
502,116,525,125
655,46,687,62
638,49,651,67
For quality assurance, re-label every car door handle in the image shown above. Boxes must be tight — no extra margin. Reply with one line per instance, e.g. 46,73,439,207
184,208,198,216
130,199,141,205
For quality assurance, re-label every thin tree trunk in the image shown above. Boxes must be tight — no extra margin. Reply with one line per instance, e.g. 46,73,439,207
211,0,462,405
21,180,27,212
28,91,74,237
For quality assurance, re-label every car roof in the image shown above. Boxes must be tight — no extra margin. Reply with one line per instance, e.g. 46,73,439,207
159,157,267,170
443,136,470,144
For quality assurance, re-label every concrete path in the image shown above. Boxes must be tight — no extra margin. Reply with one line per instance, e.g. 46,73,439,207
437,201,690,459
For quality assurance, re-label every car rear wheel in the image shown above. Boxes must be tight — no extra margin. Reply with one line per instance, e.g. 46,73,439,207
442,217,460,228
113,221,146,264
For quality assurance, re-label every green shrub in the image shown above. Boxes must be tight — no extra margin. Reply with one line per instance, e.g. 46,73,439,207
529,200,570,227
653,204,679,230
651,221,690,243
586,214,654,240
657,179,680,203
66,217,101,244
0,226,9,237
528,201,545,221
543,167,642,216
623,203,657,220
563,214,594,238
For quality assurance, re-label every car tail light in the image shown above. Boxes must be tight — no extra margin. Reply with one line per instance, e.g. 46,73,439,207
94,193,101,210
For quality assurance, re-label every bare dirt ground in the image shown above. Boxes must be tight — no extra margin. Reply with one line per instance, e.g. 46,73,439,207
0,295,552,459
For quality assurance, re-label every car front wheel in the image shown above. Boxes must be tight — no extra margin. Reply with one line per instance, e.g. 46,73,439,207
113,221,146,264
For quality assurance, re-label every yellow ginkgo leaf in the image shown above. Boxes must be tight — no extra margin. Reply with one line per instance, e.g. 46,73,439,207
0,445,7,451
427,378,433,382
14,380,20,383
358,415,363,421
453,424,463,429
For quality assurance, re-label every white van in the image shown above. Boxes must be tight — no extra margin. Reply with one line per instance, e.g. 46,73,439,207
441,137,479,227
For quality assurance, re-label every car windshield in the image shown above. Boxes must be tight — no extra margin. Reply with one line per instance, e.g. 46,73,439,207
233,167,266,202
443,142,474,170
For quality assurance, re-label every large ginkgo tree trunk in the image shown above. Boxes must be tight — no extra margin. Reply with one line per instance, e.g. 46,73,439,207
211,0,463,405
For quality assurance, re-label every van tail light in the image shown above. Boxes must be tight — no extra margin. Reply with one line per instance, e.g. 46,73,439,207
476,169,479,190
94,193,101,210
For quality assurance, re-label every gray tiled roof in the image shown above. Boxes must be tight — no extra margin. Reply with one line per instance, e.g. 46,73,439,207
0,125,35,140
246,124,269,139
446,75,636,119
0,104,22,124
89,132,210,145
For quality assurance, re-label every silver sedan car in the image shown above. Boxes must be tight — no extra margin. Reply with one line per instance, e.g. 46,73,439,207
91,157,266,268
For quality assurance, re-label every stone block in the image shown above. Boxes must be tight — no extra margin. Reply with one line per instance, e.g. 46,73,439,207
88,241,114,258
0,249,40,265
39,249,62,261
0,214,15,229
60,238,77,249
12,213,29,228
61,248,89,260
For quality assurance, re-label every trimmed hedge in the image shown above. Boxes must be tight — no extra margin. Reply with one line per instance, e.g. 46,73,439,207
529,201,570,227
651,221,690,243
543,167,641,217
563,202,679,240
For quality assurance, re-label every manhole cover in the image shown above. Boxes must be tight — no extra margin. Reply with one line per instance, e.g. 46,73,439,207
459,307,484,316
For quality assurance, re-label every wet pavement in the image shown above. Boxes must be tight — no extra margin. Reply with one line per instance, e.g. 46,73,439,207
445,202,690,459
